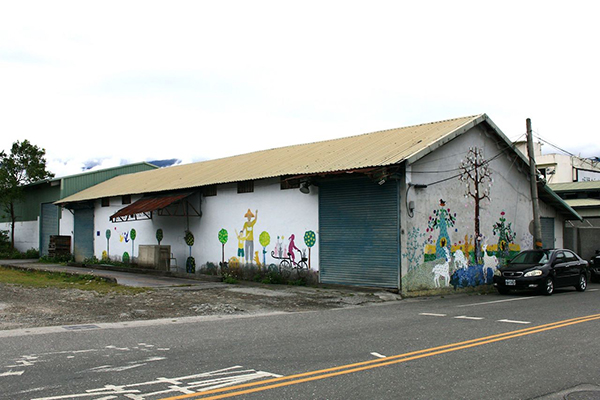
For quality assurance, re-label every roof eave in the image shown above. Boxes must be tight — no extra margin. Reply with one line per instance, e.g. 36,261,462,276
539,183,583,221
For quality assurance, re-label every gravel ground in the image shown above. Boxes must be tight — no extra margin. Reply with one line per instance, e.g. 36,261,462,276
0,279,401,331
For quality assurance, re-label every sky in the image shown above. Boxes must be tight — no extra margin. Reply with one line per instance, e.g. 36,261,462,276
1,0,599,177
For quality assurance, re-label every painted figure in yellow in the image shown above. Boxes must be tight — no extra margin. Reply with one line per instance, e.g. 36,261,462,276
243,209,258,264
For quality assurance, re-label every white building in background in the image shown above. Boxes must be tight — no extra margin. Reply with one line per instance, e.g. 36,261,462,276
515,141,600,183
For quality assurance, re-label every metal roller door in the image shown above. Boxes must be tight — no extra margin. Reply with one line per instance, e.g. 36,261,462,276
541,217,555,249
40,203,59,256
73,207,94,262
319,176,399,288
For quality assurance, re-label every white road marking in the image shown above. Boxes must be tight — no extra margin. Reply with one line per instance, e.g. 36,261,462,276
32,366,282,400
457,297,535,307
370,352,387,358
419,313,447,317
454,316,484,320
498,319,531,324
0,370,24,376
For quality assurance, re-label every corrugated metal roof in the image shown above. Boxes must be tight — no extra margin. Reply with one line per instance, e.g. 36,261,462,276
563,198,600,208
548,181,600,192
57,114,484,204
110,192,191,221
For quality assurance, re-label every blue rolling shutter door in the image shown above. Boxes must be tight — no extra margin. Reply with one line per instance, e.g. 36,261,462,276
74,207,94,262
319,177,399,288
40,203,59,256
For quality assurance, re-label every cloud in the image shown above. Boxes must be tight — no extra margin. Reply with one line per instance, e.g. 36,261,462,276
1,0,600,178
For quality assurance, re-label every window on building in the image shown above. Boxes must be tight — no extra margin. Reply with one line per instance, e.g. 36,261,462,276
101,197,110,207
237,181,254,194
202,185,217,197
280,176,300,190
122,195,131,205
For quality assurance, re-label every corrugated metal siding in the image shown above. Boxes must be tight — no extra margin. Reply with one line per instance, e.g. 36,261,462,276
58,115,482,204
73,207,94,262
319,177,399,288
0,185,61,223
541,217,555,249
61,163,157,199
40,203,59,256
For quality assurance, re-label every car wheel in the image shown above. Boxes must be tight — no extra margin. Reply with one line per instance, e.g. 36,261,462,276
575,274,587,292
497,287,510,295
541,277,554,296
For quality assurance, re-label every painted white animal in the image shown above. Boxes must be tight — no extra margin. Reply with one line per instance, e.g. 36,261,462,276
482,244,499,279
453,249,469,270
433,247,451,287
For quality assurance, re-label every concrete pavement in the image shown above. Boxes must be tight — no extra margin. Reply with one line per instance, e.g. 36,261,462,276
0,259,225,288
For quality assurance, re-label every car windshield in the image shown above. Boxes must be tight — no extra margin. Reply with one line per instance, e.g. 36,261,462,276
510,250,551,264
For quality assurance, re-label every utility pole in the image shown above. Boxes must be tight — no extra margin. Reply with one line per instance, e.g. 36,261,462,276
526,118,543,249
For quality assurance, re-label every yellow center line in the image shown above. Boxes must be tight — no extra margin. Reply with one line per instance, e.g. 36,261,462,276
161,313,600,400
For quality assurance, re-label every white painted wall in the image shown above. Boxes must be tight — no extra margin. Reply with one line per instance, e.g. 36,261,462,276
0,220,39,252
59,207,75,253
91,178,320,271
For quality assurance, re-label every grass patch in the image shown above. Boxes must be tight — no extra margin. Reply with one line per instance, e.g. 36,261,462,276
0,266,147,295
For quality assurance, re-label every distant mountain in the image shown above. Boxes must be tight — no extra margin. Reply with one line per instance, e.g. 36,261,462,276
148,159,180,168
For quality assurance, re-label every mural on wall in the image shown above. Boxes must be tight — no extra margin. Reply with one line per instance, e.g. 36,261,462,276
405,227,426,272
105,229,111,260
404,146,524,291
216,208,316,273
242,209,258,265
185,230,195,273
303,230,316,268
130,229,137,259
492,211,518,264
156,228,163,245
459,146,492,263
425,199,457,261
218,229,228,266
259,231,270,267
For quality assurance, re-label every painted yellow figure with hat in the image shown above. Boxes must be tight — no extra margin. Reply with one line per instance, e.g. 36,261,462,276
243,209,258,264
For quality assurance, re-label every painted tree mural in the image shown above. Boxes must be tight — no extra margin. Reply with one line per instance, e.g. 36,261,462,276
105,229,111,260
303,230,316,269
427,199,456,259
156,228,163,245
130,228,137,259
259,231,270,266
406,227,426,272
459,147,492,263
184,230,195,273
218,229,228,266
493,211,516,262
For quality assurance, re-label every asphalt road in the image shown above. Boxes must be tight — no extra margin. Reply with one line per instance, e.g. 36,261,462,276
2,283,600,399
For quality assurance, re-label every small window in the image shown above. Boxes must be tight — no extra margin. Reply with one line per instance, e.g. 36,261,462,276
237,181,254,194
202,185,217,197
122,195,131,205
280,177,300,190
101,197,110,207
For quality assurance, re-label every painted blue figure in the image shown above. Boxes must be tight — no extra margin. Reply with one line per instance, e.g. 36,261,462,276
427,199,456,260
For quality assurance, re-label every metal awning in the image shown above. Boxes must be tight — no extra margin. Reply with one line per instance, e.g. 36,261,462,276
110,192,199,222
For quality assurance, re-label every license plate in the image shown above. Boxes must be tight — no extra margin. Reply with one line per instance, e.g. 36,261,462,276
505,279,516,286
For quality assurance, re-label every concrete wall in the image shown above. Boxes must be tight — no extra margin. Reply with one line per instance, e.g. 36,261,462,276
400,125,565,293
91,178,320,272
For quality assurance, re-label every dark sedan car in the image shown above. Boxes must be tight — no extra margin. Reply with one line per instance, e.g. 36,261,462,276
493,249,589,295
590,250,600,282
